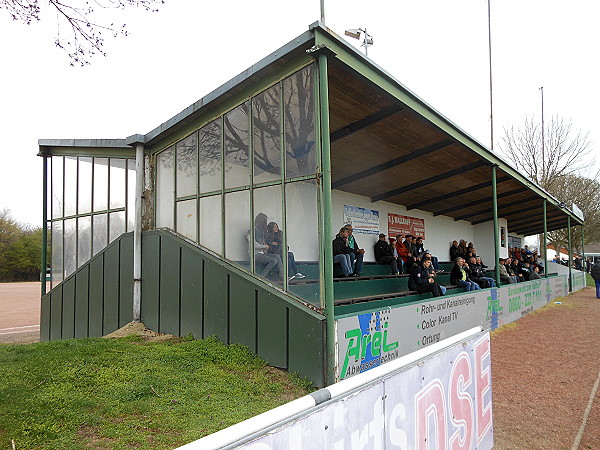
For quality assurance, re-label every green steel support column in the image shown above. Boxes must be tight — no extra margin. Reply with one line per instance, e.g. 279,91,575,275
581,224,586,273
543,199,548,278
568,216,572,292
41,155,48,296
492,165,500,284
317,51,335,385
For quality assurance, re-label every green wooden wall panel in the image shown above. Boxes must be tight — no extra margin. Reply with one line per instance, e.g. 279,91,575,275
88,256,105,338
141,234,161,331
229,275,257,351
74,266,90,338
288,308,325,386
119,235,134,327
50,285,63,340
61,277,76,339
180,248,203,339
159,239,181,336
203,260,227,341
257,291,288,368
103,244,120,335
40,294,51,342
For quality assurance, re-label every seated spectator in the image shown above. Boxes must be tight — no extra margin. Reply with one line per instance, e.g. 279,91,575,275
389,237,403,274
450,240,461,261
504,258,520,283
414,237,439,270
266,222,305,281
529,265,542,280
332,227,357,277
451,257,481,291
510,258,526,282
343,224,364,277
409,257,444,297
374,233,400,275
396,235,412,274
424,253,447,294
497,258,514,284
250,213,284,280
467,256,495,287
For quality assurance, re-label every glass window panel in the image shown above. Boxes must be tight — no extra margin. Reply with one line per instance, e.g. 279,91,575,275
51,156,63,219
176,199,197,241
109,211,126,243
78,216,92,267
51,220,63,283
176,132,198,198
284,65,316,178
109,158,127,209
93,158,109,212
79,157,93,214
199,194,222,255
224,104,249,189
156,147,175,229
286,180,320,306
63,156,78,217
253,85,281,184
93,213,108,256
127,159,136,232
64,218,77,278
199,119,223,193
253,185,283,284
224,190,250,267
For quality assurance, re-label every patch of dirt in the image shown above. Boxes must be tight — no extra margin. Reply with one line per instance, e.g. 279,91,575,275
492,287,600,449
103,321,178,343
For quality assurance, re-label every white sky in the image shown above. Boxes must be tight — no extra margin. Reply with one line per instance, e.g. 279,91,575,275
1,0,598,227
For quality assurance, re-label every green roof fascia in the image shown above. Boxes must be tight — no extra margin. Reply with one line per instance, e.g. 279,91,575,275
311,25,583,226
38,139,135,158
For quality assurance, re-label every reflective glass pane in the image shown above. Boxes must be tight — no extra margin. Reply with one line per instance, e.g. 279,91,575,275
199,119,222,193
224,104,249,189
286,180,320,306
177,132,198,198
51,156,63,219
78,216,92,267
94,158,109,212
109,159,127,209
199,194,222,255
64,156,78,217
93,213,108,255
109,211,126,243
79,157,93,214
127,159,136,232
253,85,281,184
176,199,197,241
64,218,77,277
51,220,63,283
253,185,283,284
224,190,250,267
156,147,175,229
284,65,316,177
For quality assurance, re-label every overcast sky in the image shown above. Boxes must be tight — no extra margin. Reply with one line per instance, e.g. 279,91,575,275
1,0,598,227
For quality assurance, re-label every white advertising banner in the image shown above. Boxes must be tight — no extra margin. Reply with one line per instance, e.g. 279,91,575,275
238,332,493,450
343,205,380,235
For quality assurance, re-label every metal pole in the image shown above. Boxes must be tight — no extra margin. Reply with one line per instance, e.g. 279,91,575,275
543,199,548,277
487,0,494,151
540,87,545,185
41,155,48,296
567,215,572,292
492,165,500,284
582,224,586,273
320,0,325,25
318,51,335,385
133,142,144,322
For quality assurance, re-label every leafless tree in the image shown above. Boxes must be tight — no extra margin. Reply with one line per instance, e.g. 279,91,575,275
0,0,164,66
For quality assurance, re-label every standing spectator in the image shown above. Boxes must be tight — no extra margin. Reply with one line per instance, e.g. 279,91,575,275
591,263,600,299
332,227,356,277
450,240,461,261
344,224,364,277
409,257,444,297
374,233,400,275
451,257,481,291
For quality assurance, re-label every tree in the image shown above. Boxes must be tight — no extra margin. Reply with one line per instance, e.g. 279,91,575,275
0,209,43,281
0,0,164,66
499,115,600,257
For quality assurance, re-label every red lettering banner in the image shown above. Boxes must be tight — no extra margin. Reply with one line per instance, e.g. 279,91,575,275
387,213,426,239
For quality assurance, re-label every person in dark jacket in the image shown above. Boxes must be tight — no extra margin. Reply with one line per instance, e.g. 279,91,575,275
450,257,481,291
374,233,399,275
332,227,356,277
591,263,600,299
409,258,443,297
343,224,364,276
449,240,461,261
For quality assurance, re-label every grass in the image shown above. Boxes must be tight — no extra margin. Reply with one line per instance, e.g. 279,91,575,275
586,272,594,287
0,335,313,449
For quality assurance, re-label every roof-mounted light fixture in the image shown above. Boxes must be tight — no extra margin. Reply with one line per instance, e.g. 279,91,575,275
344,28,373,56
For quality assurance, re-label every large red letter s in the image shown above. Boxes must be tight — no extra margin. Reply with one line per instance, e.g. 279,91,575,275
474,337,492,442
415,379,447,450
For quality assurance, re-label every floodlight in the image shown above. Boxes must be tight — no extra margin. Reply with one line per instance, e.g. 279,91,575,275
345,29,361,40
344,27,374,56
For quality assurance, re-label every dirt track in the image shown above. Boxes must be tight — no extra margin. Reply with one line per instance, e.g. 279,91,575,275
0,282,41,344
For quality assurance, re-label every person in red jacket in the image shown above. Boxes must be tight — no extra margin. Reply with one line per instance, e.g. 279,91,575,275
395,235,413,274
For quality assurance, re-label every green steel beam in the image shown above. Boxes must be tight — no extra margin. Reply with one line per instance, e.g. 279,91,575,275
41,156,48,296
492,166,500,285
568,216,572,292
543,199,548,277
582,224,586,272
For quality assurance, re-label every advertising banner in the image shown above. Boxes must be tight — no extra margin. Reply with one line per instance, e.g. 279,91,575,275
387,213,425,239
496,279,546,326
343,205,379,235
237,332,493,450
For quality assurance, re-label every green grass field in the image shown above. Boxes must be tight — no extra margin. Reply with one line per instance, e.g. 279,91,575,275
0,335,312,449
